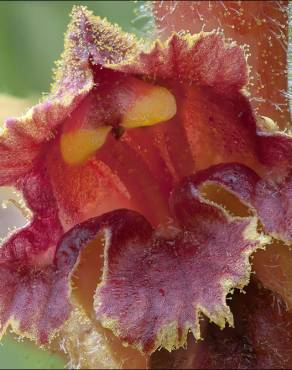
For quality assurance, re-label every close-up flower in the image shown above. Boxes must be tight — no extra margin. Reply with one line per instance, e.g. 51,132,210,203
0,1,291,369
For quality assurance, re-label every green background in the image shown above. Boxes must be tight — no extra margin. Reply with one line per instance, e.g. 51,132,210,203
0,1,149,368
0,1,151,97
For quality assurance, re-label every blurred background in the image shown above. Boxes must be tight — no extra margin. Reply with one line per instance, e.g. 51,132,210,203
0,1,152,97
0,1,150,368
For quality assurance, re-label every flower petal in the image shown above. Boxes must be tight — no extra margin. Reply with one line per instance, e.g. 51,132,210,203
179,162,292,243
112,29,292,176
152,1,290,129
17,164,265,352
91,183,266,353
47,200,263,355
117,32,247,94
0,165,66,342
176,162,292,310
151,281,292,369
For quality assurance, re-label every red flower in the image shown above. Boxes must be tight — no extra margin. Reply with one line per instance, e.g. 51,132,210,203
0,4,291,369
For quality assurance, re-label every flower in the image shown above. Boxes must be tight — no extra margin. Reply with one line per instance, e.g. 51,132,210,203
153,0,290,130
0,4,291,369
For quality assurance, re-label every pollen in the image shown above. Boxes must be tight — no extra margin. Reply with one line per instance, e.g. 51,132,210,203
61,126,111,165
121,86,177,129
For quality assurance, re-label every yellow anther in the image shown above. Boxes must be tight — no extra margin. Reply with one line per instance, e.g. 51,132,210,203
121,86,177,129
61,126,111,165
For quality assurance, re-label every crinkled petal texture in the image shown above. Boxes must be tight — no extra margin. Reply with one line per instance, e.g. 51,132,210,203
177,163,292,243
53,184,264,354
0,4,292,368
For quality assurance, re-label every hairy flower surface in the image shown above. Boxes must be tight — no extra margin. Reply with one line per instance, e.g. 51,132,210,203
0,4,291,369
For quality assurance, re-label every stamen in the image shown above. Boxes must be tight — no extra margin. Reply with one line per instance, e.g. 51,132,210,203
61,126,111,165
121,86,177,128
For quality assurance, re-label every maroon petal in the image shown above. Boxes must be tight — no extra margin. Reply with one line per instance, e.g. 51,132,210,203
0,164,66,342
173,163,292,243
92,186,266,353
117,33,247,94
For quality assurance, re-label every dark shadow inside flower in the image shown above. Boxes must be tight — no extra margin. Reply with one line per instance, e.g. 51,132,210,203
70,232,105,316
253,239,292,311
199,182,252,218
